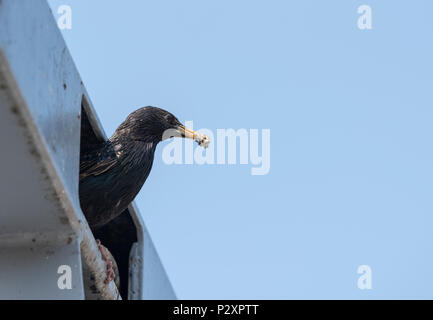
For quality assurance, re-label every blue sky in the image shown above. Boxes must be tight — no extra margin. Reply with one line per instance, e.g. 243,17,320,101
48,0,433,299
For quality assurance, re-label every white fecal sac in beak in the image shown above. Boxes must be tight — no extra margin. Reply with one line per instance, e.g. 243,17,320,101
194,132,210,148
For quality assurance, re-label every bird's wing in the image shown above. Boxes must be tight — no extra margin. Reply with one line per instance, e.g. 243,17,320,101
79,144,118,180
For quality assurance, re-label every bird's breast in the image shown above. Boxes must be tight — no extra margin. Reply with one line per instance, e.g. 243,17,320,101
80,140,158,229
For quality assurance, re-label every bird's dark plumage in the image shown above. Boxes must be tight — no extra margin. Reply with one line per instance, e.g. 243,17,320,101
79,106,208,229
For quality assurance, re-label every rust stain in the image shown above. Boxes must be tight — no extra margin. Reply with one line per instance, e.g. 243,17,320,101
59,216,69,225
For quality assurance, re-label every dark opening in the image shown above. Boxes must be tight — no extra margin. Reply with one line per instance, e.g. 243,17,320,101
79,96,137,299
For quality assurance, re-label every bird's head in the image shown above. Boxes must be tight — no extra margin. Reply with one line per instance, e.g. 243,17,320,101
112,106,210,147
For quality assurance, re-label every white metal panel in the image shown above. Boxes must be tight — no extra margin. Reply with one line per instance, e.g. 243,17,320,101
0,0,175,300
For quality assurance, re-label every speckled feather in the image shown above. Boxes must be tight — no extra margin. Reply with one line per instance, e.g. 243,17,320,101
79,139,157,229
79,107,178,230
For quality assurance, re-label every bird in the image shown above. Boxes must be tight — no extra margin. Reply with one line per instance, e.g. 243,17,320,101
79,106,210,230
79,106,209,288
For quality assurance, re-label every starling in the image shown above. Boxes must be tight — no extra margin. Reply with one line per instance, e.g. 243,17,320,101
79,106,209,230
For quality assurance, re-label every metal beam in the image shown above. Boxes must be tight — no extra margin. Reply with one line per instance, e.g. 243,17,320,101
0,0,175,300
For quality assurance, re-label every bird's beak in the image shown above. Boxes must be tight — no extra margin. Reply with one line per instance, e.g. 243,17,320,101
176,124,210,148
